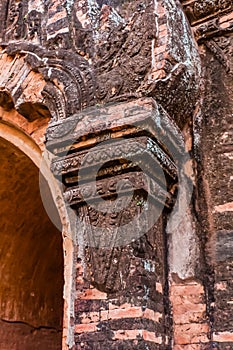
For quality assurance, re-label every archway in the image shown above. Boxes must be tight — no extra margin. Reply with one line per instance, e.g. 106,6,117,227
0,136,64,349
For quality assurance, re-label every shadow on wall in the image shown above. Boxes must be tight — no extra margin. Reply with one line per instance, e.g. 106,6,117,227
0,137,64,350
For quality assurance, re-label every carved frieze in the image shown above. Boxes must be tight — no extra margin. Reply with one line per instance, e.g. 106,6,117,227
181,1,233,73
181,0,233,43
46,98,184,153
4,0,28,41
181,0,232,26
51,136,177,181
63,171,173,208
1,1,232,348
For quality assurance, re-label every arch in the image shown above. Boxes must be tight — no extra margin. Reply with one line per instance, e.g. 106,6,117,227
0,121,42,167
0,119,75,349
0,43,95,123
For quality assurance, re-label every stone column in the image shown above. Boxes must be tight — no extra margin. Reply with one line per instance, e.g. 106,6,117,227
46,97,186,349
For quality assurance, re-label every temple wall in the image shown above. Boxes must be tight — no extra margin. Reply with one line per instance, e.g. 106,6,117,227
0,1,232,349
196,31,233,348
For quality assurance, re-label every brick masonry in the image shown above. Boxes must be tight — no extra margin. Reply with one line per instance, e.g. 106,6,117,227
0,1,232,350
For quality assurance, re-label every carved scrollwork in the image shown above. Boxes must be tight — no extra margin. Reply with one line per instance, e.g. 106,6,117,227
63,171,172,208
1,0,202,130
51,135,177,183
46,117,78,140
0,42,96,120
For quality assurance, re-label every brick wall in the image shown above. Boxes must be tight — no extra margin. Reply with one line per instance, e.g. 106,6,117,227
0,1,232,350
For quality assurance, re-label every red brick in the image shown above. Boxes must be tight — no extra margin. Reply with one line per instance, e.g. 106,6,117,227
75,323,97,334
108,307,143,320
174,323,209,345
79,288,107,300
213,331,233,342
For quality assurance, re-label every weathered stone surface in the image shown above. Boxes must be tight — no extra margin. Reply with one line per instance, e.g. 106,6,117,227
0,0,201,128
0,1,232,350
193,7,233,349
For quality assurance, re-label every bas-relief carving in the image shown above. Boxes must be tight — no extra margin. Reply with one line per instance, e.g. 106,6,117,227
63,172,172,208
51,136,177,180
181,0,233,71
0,42,95,121
0,0,201,305
0,0,201,130
182,1,233,345
4,0,27,41
0,1,214,348
181,0,232,25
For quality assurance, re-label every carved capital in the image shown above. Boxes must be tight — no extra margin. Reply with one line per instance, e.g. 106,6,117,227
48,96,185,264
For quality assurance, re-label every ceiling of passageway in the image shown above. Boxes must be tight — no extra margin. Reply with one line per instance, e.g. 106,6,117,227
0,137,63,328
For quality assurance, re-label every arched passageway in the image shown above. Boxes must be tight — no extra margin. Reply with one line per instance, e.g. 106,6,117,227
0,137,64,349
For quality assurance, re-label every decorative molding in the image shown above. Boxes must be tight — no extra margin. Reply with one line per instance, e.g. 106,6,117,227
181,1,233,71
0,42,96,120
205,39,231,71
51,136,177,182
181,0,233,42
181,0,232,26
63,172,173,208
